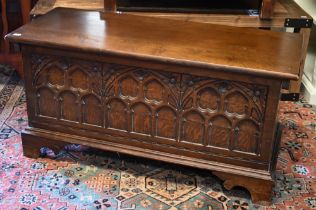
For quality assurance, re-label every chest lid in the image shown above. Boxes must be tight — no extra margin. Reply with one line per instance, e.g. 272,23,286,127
6,8,302,80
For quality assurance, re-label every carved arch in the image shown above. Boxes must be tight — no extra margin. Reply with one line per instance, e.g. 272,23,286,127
181,111,205,145
81,94,102,126
36,87,57,118
233,119,260,154
196,86,220,112
131,102,152,135
33,61,65,86
148,71,180,109
118,75,139,99
144,78,166,104
47,65,65,86
208,115,232,149
224,90,249,117
155,106,177,140
58,91,79,122
233,82,266,117
68,66,90,90
107,98,128,131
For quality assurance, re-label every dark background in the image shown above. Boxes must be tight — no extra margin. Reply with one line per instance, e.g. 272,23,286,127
117,0,262,13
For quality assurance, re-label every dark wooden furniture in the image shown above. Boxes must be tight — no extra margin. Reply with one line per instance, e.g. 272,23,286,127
7,8,302,204
0,0,32,77
104,0,275,19
114,0,261,13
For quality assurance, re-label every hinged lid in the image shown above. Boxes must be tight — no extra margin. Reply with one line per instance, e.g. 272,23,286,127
6,8,302,80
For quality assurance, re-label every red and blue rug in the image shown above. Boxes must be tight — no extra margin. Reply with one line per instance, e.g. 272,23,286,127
0,64,316,210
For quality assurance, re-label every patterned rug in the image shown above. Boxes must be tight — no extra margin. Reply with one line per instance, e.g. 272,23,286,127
0,64,316,210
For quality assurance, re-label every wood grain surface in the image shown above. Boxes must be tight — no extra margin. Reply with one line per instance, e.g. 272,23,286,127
7,8,302,80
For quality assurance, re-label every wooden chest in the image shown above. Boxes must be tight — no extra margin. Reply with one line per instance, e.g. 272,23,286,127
7,8,302,204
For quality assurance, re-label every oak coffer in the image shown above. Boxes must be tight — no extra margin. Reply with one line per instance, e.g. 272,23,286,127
6,8,302,204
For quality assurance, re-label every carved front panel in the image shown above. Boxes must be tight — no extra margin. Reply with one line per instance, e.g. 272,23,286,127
31,55,103,126
31,55,267,157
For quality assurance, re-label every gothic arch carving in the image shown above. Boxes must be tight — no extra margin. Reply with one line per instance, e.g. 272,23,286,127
68,66,90,90
107,98,128,131
36,87,57,118
155,106,177,140
118,75,139,99
181,111,205,145
224,90,249,117
233,119,260,154
82,94,102,126
30,56,269,159
144,78,166,104
131,102,152,135
197,86,220,112
33,61,65,87
58,91,79,122
208,115,232,149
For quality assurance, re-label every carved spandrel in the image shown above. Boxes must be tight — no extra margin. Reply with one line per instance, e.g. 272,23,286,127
31,54,52,82
251,108,261,122
36,70,48,86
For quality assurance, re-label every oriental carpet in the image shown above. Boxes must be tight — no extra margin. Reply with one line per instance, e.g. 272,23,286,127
0,64,316,210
